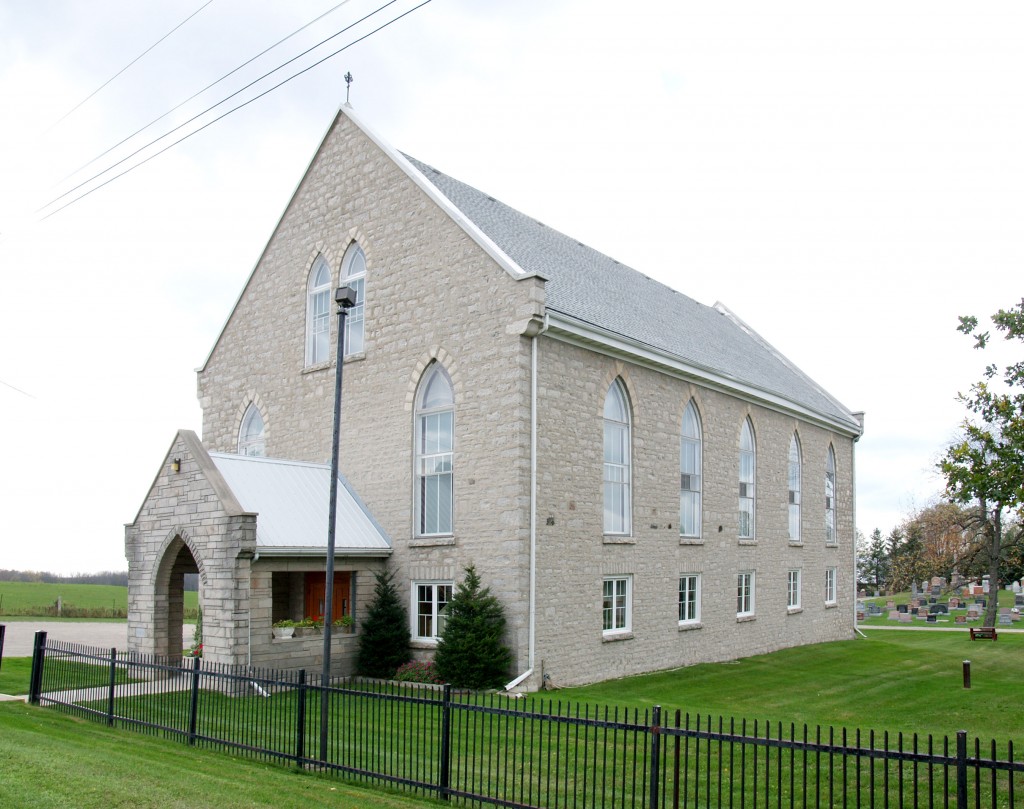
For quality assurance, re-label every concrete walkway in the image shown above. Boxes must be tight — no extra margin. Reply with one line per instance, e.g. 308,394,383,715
1,621,129,657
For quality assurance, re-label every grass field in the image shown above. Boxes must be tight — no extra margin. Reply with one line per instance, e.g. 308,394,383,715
0,701,446,809
556,629,1024,743
0,581,198,618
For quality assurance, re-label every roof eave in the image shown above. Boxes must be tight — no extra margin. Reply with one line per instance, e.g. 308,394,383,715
253,546,393,559
545,311,864,438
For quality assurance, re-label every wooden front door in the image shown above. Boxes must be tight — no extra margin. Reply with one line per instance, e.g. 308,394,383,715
304,571,351,622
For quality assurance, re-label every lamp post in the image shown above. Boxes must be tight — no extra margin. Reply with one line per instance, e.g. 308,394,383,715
320,284,356,764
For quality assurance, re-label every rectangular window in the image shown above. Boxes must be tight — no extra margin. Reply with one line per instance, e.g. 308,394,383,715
737,571,755,617
787,569,801,609
413,582,452,641
678,574,700,624
825,568,837,605
417,411,454,535
602,576,632,634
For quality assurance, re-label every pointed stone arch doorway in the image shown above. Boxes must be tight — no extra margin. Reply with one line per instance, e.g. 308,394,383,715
152,534,204,661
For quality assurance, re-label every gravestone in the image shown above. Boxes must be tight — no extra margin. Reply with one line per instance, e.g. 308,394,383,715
955,615,967,624
931,604,948,614
927,614,937,623
886,600,896,609
898,613,912,623
897,604,908,613
999,613,1013,625
1016,594,1024,606
888,610,900,620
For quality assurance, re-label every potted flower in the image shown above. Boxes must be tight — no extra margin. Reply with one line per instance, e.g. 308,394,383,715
335,614,355,634
272,619,296,639
295,617,321,637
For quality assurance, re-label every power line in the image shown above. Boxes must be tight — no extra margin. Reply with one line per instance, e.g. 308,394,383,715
60,0,358,186
0,378,36,399
40,0,403,215
48,0,216,130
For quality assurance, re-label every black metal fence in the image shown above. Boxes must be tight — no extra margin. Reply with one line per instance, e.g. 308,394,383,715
27,631,1024,808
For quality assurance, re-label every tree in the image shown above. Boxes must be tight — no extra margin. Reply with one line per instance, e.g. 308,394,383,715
434,564,512,690
939,299,1024,628
858,528,892,593
355,570,411,679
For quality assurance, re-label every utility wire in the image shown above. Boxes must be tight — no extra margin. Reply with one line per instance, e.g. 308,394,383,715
60,0,357,185
48,0,216,130
0,378,36,399
41,0,402,213
40,0,435,221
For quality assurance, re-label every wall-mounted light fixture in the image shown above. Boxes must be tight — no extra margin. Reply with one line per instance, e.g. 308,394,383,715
172,458,181,473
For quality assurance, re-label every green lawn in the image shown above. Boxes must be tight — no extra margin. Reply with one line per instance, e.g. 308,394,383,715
0,657,31,696
0,581,198,618
554,630,1024,743
0,701,446,809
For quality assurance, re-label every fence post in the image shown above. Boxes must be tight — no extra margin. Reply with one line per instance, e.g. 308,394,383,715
649,704,662,809
295,669,307,764
438,683,453,801
0,623,6,671
28,631,47,705
107,647,117,726
187,655,201,745
956,730,967,809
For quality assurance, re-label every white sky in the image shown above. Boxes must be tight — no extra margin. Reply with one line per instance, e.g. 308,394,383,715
0,1,1019,574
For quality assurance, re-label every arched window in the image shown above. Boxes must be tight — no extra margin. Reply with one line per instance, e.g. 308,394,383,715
305,256,332,366
340,243,366,355
238,404,265,457
738,418,755,539
415,363,454,536
680,400,702,538
788,433,802,542
603,379,631,535
825,445,837,544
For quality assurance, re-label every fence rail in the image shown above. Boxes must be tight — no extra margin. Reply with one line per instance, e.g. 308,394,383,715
27,631,1023,808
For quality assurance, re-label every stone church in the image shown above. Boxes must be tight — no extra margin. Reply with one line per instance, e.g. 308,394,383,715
125,103,863,690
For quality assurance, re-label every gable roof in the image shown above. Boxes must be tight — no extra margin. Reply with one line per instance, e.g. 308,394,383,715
399,151,861,437
209,453,392,556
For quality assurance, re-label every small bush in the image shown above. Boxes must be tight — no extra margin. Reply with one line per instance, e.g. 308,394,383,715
356,570,411,678
393,660,444,684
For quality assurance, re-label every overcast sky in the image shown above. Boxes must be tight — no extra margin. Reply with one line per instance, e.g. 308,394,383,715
1,1,1019,574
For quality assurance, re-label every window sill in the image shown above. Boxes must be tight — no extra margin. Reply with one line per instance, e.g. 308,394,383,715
824,602,838,609
301,361,332,375
602,631,634,643
825,542,839,549
603,536,636,545
678,621,702,632
736,614,756,623
738,539,757,547
343,351,366,364
411,536,455,548
788,541,804,547
787,607,803,615
410,639,439,650
679,537,704,546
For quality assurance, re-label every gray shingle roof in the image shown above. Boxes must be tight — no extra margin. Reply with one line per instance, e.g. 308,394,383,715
402,154,860,434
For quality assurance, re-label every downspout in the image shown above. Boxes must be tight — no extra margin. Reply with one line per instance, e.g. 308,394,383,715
852,414,866,639
506,315,548,691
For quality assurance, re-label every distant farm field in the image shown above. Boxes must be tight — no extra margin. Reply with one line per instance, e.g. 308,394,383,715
0,581,198,618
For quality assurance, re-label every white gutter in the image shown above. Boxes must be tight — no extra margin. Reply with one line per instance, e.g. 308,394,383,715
546,312,863,439
506,316,548,692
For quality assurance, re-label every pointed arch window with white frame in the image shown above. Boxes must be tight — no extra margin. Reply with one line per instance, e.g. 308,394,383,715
305,256,332,366
415,363,454,537
603,379,632,535
738,418,756,539
340,242,366,355
238,404,265,457
788,433,802,542
825,445,837,545
680,399,702,539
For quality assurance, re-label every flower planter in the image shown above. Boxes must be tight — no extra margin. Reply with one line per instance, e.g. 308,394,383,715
272,626,295,639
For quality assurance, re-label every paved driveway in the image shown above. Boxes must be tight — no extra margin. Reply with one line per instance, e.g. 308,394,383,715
1,621,128,657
